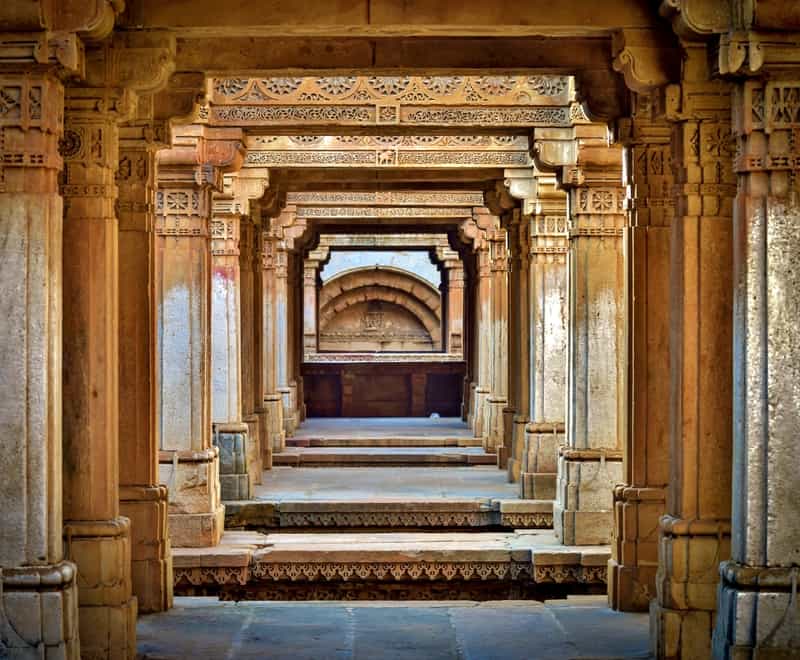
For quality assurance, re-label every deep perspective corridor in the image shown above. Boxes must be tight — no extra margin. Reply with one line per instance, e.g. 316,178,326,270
2,1,800,659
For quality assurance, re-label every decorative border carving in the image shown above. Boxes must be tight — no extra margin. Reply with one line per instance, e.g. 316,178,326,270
288,191,484,206
297,206,472,219
246,149,530,167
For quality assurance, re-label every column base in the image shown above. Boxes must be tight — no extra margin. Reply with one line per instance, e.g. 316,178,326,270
498,407,515,471
507,414,528,483
553,448,623,545
213,423,253,501
255,406,274,470
608,485,666,612
1,561,80,659
519,423,563,500
159,448,225,547
264,394,286,453
243,414,263,485
651,516,731,659
280,386,297,437
63,517,137,660
471,387,488,438
484,396,507,452
119,484,173,614
713,562,800,659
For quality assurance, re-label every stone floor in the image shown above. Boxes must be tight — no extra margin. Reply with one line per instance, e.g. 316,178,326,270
293,417,474,440
253,466,517,501
138,596,651,659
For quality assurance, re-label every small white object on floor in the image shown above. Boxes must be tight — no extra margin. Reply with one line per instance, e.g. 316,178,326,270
429,412,440,419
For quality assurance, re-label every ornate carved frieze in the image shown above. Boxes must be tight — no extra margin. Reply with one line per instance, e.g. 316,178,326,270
155,189,208,236
246,149,530,168
288,191,484,207
296,206,472,219
530,216,569,256
209,75,573,128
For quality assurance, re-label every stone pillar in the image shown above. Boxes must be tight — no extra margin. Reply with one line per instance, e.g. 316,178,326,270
484,227,508,453
650,48,734,659
609,93,672,612
117,118,173,614
274,239,295,435
0,71,81,659
521,206,569,501
210,205,251,501
506,210,531,481
554,143,626,546
303,259,320,356
154,127,244,548
260,232,286,453
239,217,263,484
712,78,800,658
445,263,465,355
471,244,492,439
61,83,138,659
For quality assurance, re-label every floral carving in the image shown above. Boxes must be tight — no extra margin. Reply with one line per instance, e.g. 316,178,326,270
421,76,464,96
0,86,21,119
316,76,358,96
528,76,569,96
289,135,323,145
260,77,304,96
475,76,516,96
367,76,411,96
59,129,82,159
214,78,249,97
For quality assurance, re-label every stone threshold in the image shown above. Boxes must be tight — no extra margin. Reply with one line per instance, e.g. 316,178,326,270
173,530,609,601
273,448,496,467
287,436,484,448
226,498,553,530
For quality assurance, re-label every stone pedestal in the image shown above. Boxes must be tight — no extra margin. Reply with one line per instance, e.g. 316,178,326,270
521,208,568,500
61,86,137,658
711,79,800,659
609,95,671,613
213,423,252,501
649,53,734,659
554,149,626,546
0,72,81,659
117,121,174,614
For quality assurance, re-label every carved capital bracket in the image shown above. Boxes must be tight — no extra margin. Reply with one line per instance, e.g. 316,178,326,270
659,0,731,41
612,28,681,93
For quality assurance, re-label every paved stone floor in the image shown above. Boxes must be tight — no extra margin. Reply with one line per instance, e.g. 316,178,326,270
293,417,474,439
254,466,517,501
137,596,651,659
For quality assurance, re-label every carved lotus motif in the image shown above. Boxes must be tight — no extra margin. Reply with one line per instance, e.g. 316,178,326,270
214,78,248,97
316,76,358,96
260,77,304,96
59,129,82,159
367,76,411,96
421,76,464,96
475,76,516,96
528,76,568,96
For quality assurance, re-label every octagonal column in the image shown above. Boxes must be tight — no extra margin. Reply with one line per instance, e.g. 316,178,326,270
154,130,241,549
210,206,252,501
116,119,173,614
521,210,569,502
650,48,734,659
608,93,672,613
554,145,626,546
0,71,81,659
505,211,530,480
712,78,800,659
61,83,138,659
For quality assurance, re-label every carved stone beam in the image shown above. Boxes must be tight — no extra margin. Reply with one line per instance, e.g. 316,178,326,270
153,72,207,125
659,0,731,41
612,28,681,93
531,127,577,179
230,168,270,218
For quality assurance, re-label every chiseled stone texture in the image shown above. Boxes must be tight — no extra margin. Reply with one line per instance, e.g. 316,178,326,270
213,429,252,501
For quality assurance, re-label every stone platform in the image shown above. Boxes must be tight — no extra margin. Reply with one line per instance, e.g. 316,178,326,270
173,531,609,601
273,446,496,467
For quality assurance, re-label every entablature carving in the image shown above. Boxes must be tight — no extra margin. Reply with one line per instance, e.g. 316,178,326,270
286,190,484,207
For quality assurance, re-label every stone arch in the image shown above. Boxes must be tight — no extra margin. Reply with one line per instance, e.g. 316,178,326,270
320,265,441,313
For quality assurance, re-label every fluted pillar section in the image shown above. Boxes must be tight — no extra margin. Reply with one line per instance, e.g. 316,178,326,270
0,71,80,659
554,144,626,546
154,134,228,549
609,93,672,612
210,206,252,501
506,211,531,481
117,119,173,614
712,78,800,658
61,83,137,659
521,203,569,503
650,47,734,659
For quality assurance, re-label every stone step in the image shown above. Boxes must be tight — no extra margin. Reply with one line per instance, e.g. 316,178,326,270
286,436,484,448
273,446,496,467
173,530,610,601
225,498,554,531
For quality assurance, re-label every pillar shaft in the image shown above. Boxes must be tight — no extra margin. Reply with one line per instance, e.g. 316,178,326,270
609,94,672,612
117,121,172,614
155,150,224,548
650,48,734,659
61,84,136,659
445,264,465,355
484,229,508,453
471,246,492,439
712,78,800,658
261,232,285,453
521,212,569,502
554,148,626,546
303,260,319,355
0,71,80,658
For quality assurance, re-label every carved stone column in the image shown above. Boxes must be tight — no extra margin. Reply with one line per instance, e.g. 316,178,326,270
117,117,173,614
650,46,734,659
712,76,800,658
274,236,294,435
484,227,508,454
0,69,80,659
239,216,263,484
471,244,492,439
154,126,244,548
608,92,673,612
60,81,139,659
521,199,569,502
445,263,465,355
303,246,329,358
260,231,286,453
554,143,626,546
503,210,530,479
210,200,251,501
